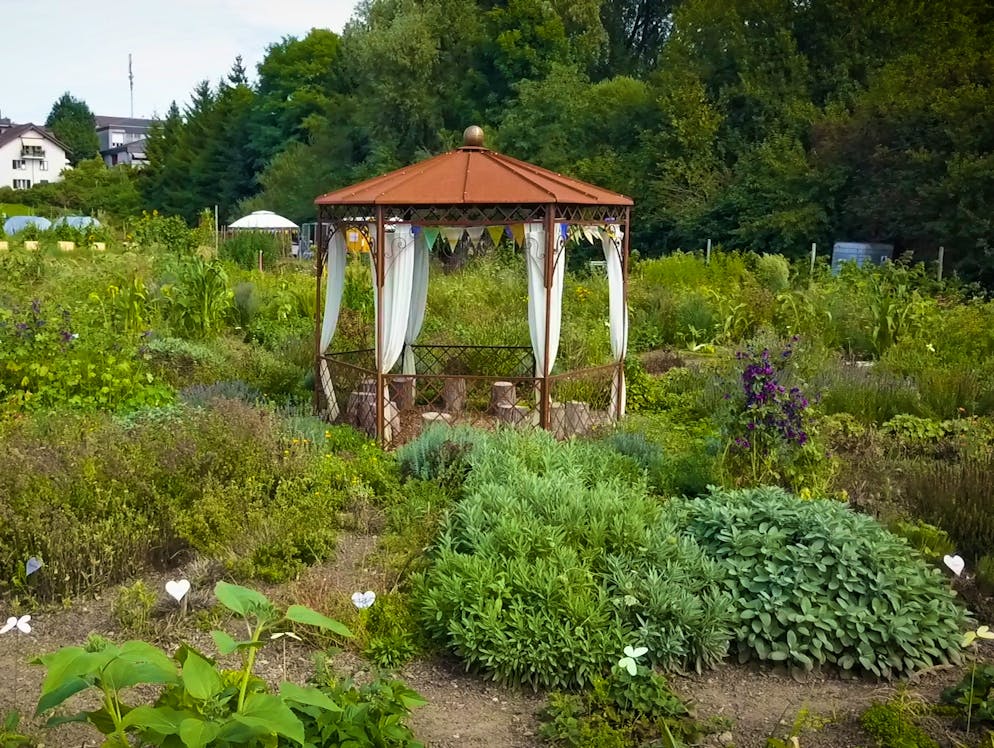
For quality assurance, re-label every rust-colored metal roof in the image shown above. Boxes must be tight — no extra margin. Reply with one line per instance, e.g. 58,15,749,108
315,144,633,207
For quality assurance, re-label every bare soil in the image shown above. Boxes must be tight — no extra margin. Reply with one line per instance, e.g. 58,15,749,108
0,533,986,748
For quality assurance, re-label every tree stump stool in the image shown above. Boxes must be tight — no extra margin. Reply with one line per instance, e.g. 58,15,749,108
391,376,415,411
550,402,568,440
565,401,592,437
489,381,517,414
346,391,376,436
421,411,454,427
496,402,521,426
443,377,467,413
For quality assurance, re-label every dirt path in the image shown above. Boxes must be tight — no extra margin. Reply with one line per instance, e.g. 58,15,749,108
0,534,981,748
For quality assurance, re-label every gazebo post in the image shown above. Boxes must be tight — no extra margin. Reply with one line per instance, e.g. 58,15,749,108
313,212,325,415
618,206,632,421
540,203,556,430
374,206,386,444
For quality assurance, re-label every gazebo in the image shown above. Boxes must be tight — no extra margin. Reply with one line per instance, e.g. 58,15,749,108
313,126,633,446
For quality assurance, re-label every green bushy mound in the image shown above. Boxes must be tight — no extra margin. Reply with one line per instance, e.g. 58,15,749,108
415,430,733,689
673,486,967,676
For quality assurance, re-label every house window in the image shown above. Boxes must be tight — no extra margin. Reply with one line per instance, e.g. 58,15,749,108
40,161,47,171
11,159,25,170
12,179,31,189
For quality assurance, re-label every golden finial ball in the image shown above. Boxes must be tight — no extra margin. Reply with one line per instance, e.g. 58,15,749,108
463,125,485,147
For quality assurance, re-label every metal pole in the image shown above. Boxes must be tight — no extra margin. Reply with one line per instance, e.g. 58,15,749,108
375,206,386,445
706,238,712,265
541,205,555,431
937,246,944,282
313,213,324,414
810,242,817,276
618,206,632,421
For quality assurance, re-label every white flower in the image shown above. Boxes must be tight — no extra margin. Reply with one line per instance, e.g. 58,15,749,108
1,615,31,634
351,591,376,609
617,644,648,675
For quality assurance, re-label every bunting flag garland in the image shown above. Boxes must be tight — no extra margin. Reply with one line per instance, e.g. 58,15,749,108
466,226,485,249
422,226,441,251
583,226,599,245
510,223,525,247
442,227,464,251
486,225,506,248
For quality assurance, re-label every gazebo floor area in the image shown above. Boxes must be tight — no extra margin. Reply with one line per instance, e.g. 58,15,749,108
319,346,618,448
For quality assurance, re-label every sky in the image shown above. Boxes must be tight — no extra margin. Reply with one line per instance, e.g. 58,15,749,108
0,0,362,124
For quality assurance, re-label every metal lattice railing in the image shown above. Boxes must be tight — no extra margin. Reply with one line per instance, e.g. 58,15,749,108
409,344,535,378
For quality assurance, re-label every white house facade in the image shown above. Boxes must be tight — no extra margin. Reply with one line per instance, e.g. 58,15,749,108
0,123,69,189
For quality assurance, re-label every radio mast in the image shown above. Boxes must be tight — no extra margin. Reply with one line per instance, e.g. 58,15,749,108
129,54,134,118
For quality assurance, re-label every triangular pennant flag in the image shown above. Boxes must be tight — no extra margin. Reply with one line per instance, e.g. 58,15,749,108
422,227,440,250
510,224,525,247
487,225,506,248
442,227,464,250
466,226,485,249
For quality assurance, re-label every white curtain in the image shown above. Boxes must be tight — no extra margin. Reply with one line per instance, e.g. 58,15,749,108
403,231,430,375
319,230,347,418
525,222,565,377
371,224,416,374
600,226,627,416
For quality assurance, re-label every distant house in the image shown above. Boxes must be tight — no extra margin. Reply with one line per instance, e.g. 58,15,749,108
95,115,153,167
0,122,70,189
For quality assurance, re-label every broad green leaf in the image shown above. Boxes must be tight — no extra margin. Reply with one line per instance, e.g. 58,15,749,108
239,692,305,744
182,649,223,701
36,676,91,714
214,581,272,617
212,630,238,655
103,644,178,691
278,682,342,712
179,718,220,747
38,648,114,695
285,605,352,638
120,705,186,735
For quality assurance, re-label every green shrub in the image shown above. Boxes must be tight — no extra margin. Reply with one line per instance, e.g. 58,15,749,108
942,663,994,725
540,664,695,747
859,702,938,748
887,520,955,563
0,400,376,600
624,356,667,413
111,580,158,637
901,454,994,561
394,424,486,486
0,299,171,413
816,363,926,424
295,660,425,747
416,431,733,689
674,486,967,676
131,210,194,252
978,555,994,593
754,253,791,293
221,231,282,270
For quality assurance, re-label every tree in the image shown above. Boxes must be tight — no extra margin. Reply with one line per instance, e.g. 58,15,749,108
45,92,99,166
599,0,677,77
251,29,344,167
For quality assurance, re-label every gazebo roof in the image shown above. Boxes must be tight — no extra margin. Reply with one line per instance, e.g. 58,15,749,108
315,127,633,208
